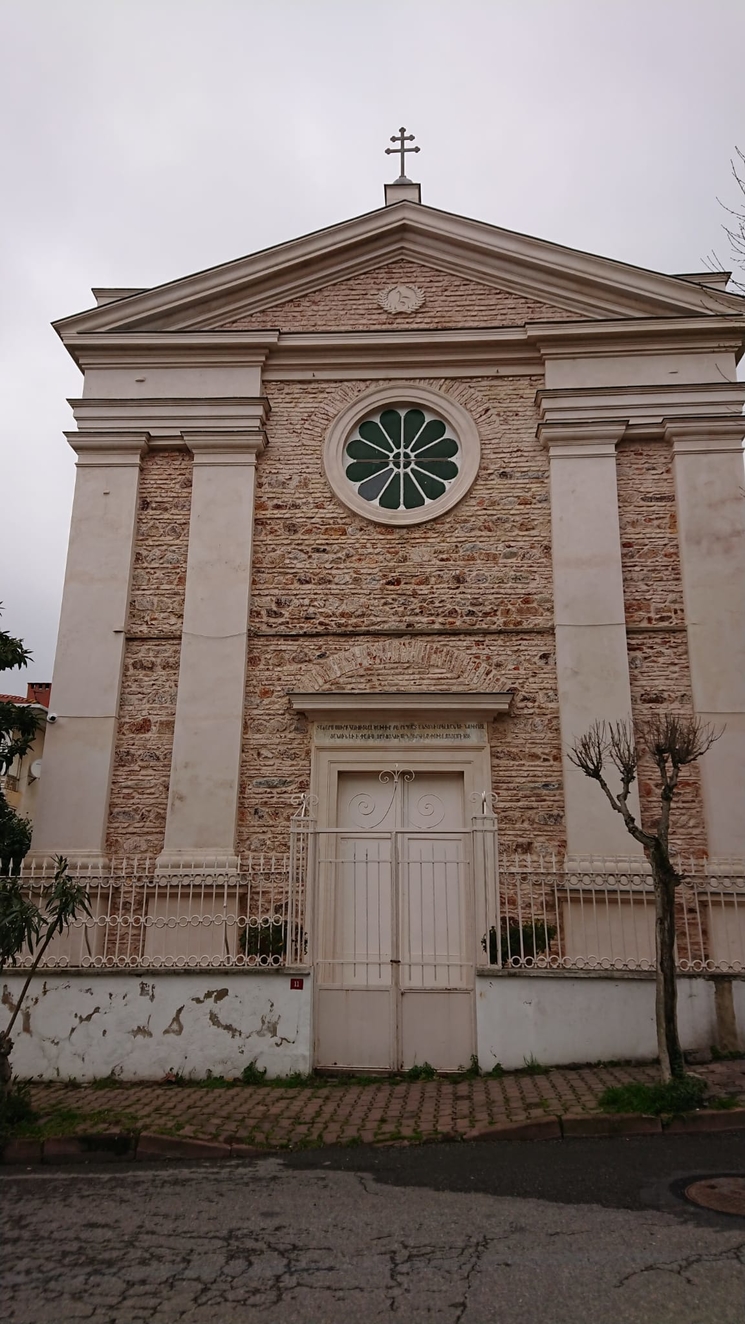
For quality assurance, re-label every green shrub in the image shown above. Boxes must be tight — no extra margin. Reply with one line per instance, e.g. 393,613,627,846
239,917,288,963
240,1060,267,1085
404,1062,436,1081
598,1075,707,1116
482,919,556,967
0,1082,36,1143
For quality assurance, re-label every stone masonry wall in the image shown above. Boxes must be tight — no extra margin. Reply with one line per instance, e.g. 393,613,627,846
106,451,193,858
237,374,565,858
616,440,706,856
221,259,575,332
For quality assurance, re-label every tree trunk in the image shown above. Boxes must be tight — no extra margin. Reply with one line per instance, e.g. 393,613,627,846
651,848,684,1080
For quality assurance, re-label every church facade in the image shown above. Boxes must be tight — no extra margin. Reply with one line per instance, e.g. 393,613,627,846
22,170,745,1074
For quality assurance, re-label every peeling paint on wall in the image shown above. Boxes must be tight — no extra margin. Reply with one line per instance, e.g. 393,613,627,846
69,1007,101,1039
1,972,312,1081
208,1010,241,1039
191,988,229,1005
163,1005,185,1036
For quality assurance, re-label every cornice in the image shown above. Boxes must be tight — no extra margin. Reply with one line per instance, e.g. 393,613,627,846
55,317,745,386
537,380,745,428
288,691,513,719
664,416,745,453
538,421,627,455
65,430,150,464
59,331,280,372
184,431,266,462
527,316,745,362
52,202,745,340
68,397,268,450
265,326,539,378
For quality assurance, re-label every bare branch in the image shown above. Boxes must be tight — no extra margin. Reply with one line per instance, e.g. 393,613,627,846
642,712,723,770
569,719,652,849
567,720,606,779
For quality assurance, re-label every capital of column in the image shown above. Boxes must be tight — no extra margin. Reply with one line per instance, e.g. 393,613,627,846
664,414,745,456
538,420,627,458
65,430,150,467
183,429,266,466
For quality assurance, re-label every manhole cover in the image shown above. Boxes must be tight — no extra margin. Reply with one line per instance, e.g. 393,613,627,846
683,1176,745,1216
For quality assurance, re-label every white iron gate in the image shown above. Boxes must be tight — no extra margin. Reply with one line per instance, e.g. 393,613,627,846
303,768,496,1071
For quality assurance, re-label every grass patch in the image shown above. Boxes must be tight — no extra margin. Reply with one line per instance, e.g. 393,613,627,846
521,1055,548,1076
403,1062,436,1081
12,1104,138,1139
598,1075,707,1116
198,1072,235,1090
707,1094,741,1110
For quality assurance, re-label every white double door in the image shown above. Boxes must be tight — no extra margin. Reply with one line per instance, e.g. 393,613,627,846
314,768,475,1071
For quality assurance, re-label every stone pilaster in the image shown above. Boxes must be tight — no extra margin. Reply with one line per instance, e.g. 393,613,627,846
540,421,642,860
157,421,266,871
667,416,745,864
29,432,149,866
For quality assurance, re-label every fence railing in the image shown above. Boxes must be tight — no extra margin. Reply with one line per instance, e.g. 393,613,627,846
486,856,745,974
4,848,745,975
7,854,302,970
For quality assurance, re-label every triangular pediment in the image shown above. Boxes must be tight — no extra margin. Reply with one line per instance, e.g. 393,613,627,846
55,201,745,341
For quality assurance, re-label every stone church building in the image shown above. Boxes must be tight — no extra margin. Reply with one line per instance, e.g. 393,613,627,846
20,156,745,1074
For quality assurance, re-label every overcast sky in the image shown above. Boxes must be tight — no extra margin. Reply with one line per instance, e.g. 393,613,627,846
1,0,744,689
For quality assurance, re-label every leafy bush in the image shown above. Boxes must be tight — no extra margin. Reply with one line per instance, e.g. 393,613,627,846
482,918,556,967
0,1082,35,1143
598,1075,707,1116
0,801,32,876
404,1062,436,1081
240,1060,267,1085
239,915,306,964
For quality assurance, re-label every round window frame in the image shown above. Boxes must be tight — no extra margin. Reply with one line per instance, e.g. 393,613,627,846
323,384,481,526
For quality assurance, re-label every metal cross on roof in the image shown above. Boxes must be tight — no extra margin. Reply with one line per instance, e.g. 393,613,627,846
385,126,420,180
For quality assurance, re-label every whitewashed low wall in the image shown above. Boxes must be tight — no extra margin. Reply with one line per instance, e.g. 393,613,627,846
2,971,312,1081
476,974,719,1071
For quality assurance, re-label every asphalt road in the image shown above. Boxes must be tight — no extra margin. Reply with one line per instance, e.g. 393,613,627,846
3,1135,745,1323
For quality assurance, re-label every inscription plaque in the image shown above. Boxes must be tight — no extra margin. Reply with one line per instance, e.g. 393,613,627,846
314,721,487,746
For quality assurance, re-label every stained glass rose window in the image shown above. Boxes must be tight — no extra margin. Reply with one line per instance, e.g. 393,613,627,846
344,407,460,511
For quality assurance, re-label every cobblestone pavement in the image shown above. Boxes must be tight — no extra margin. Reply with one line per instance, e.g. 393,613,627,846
23,1059,745,1147
4,1140,745,1323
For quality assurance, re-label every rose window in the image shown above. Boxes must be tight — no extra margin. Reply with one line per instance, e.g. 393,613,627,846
344,407,460,511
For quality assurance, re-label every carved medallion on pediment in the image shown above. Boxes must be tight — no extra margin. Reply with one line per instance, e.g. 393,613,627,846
377,284,425,315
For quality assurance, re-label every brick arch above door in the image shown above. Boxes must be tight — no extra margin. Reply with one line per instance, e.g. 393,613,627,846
289,637,511,696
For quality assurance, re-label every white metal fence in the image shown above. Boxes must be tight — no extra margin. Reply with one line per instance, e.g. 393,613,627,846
486,855,745,974
7,853,303,970
4,840,745,975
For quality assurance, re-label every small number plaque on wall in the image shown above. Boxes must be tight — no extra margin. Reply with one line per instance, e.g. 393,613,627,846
290,977,304,990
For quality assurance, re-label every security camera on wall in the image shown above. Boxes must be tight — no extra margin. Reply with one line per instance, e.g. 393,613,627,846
46,712,58,724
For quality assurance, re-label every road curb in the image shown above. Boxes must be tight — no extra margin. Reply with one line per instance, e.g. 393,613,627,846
3,1110,745,1164
0,1132,266,1165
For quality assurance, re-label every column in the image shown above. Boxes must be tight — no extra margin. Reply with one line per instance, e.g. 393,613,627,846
157,425,265,871
29,432,148,865
541,421,642,860
667,417,745,863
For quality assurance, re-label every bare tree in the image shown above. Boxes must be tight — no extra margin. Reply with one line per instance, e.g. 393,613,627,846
707,146,745,295
568,715,721,1081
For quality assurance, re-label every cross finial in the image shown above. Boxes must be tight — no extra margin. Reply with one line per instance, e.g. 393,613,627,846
385,126,420,181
